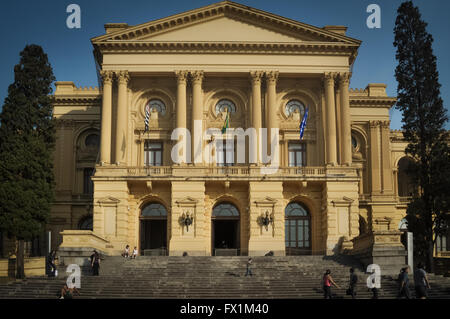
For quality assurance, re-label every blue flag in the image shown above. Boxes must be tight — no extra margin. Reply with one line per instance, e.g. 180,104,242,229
299,106,309,140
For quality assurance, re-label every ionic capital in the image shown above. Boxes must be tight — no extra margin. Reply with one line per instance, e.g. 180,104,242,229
190,70,204,84
100,70,113,85
250,71,264,85
116,70,130,84
175,70,189,85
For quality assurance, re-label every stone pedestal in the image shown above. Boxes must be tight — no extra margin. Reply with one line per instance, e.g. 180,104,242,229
350,230,407,276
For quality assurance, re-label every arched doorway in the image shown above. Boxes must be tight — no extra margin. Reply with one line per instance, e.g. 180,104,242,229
212,202,240,256
285,202,311,255
140,202,167,255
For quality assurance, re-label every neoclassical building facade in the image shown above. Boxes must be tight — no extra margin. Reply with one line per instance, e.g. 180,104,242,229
50,1,414,266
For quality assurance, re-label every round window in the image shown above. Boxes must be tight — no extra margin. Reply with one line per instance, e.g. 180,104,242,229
285,100,305,117
85,134,100,148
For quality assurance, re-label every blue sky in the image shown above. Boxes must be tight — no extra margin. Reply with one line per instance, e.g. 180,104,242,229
0,0,449,130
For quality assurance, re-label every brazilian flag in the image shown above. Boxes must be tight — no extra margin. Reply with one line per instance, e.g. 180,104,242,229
221,110,230,134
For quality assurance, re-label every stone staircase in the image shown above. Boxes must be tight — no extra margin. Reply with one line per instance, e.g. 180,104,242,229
1,255,450,299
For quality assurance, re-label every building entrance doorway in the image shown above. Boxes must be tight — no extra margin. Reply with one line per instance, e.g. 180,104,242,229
212,202,240,256
140,203,167,255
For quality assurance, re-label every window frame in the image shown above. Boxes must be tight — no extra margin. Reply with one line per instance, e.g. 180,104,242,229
144,141,163,167
288,142,307,167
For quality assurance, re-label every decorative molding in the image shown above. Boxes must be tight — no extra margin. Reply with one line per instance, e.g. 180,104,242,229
175,196,198,207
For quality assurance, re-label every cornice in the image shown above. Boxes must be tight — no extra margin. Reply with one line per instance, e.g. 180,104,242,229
53,96,101,106
349,96,397,108
93,41,359,57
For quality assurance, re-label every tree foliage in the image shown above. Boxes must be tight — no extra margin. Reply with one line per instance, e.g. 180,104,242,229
0,45,56,278
394,1,450,271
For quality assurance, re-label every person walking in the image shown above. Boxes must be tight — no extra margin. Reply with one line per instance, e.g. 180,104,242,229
347,268,358,299
47,250,57,277
323,269,340,299
245,258,253,277
397,266,412,299
90,250,100,276
414,262,431,299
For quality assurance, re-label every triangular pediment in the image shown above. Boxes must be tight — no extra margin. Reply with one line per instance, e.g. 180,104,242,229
92,1,360,46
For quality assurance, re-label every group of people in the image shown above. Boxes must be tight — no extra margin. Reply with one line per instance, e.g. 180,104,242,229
322,262,431,299
397,263,431,299
122,245,138,259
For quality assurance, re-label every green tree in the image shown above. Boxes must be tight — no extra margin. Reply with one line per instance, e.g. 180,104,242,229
0,45,56,278
394,1,450,272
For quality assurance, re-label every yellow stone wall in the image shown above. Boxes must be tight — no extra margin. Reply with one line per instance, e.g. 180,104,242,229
48,1,412,257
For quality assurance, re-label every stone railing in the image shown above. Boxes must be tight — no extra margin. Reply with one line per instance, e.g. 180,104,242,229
95,165,358,181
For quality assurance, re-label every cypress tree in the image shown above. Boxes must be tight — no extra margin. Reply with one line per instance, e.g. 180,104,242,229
394,1,450,271
0,45,56,278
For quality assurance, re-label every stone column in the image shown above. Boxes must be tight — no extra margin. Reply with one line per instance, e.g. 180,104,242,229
175,71,188,130
100,70,113,164
191,71,204,165
266,71,279,152
381,120,393,193
115,70,130,165
339,72,352,165
369,121,381,193
250,71,263,164
324,72,338,165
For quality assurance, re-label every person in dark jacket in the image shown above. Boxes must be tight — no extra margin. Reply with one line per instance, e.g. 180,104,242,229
348,268,358,299
90,250,100,276
47,250,57,277
397,266,412,299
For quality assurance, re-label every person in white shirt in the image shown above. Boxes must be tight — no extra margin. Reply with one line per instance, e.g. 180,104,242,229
131,247,138,259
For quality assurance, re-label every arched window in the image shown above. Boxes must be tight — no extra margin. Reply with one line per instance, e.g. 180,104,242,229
212,202,239,218
285,100,305,117
398,157,416,197
215,99,236,116
285,202,311,255
141,203,167,218
146,99,166,116
79,216,93,230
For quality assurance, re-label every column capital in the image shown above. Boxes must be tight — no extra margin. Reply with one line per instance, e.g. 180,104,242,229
338,72,352,84
100,70,114,85
175,70,189,84
369,120,381,129
265,71,279,84
249,71,264,85
324,72,337,85
116,70,130,84
190,70,204,84
381,120,391,129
